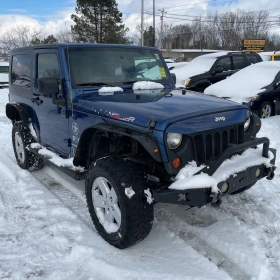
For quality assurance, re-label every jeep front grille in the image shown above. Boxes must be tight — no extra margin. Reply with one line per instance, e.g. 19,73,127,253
190,124,245,164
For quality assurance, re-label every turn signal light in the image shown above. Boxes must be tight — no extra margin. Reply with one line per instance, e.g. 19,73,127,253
172,157,181,168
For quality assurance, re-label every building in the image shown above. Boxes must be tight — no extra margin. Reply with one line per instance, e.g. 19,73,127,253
160,49,224,61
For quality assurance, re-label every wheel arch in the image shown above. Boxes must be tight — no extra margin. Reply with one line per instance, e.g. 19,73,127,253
73,124,162,168
6,103,31,125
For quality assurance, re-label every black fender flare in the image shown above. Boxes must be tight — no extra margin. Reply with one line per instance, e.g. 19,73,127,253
6,103,32,125
73,124,162,168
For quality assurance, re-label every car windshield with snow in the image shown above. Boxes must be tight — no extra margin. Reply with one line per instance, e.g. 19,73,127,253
171,51,262,92
204,61,280,118
6,43,276,249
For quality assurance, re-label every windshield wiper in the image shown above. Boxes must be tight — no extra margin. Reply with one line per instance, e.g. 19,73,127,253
76,81,117,87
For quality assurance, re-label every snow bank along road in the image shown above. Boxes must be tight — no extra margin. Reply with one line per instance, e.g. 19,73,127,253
0,88,280,280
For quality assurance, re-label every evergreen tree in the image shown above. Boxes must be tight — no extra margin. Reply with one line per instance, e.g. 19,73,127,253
143,26,155,47
71,0,129,44
31,35,58,45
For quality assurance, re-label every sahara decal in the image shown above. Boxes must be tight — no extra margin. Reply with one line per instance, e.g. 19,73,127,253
109,112,135,123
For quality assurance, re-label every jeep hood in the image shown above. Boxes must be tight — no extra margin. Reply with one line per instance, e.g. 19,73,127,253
73,89,248,131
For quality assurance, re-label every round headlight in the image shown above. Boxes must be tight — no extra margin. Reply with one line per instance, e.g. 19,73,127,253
167,133,182,149
244,117,251,131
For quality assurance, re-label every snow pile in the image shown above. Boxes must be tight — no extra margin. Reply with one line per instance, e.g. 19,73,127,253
33,145,85,172
144,188,154,204
133,81,164,90
125,187,135,199
98,86,123,95
204,61,280,103
170,147,274,192
171,51,230,85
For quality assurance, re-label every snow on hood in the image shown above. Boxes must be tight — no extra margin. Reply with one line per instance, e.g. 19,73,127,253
171,51,229,85
98,86,123,95
133,81,164,90
204,61,280,103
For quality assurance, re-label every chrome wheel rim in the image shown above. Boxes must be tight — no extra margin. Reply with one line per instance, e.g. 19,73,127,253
15,132,25,164
92,177,121,233
261,104,271,118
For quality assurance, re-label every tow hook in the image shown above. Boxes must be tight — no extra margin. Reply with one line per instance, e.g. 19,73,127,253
266,166,276,180
211,191,222,207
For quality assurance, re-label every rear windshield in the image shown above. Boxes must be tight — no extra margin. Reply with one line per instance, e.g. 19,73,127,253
65,47,170,87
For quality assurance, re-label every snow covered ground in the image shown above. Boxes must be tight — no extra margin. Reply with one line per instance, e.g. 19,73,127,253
1,88,280,280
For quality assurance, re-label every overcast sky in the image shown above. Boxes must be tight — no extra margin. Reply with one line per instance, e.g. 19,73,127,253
0,0,279,37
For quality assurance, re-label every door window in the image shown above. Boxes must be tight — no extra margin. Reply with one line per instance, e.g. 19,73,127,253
11,54,31,87
37,53,60,79
232,56,246,70
215,57,232,72
246,55,260,65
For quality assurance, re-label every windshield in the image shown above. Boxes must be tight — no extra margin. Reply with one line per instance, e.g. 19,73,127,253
66,47,170,87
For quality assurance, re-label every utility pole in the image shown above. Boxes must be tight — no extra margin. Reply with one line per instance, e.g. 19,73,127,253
141,0,144,46
153,0,155,47
159,8,165,49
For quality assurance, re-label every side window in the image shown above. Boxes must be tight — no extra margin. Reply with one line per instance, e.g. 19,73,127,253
11,55,31,87
0,66,9,73
215,57,232,72
38,53,60,79
246,55,260,65
232,56,246,70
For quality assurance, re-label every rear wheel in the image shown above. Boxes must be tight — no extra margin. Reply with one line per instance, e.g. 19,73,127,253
12,121,44,170
85,157,154,249
259,101,272,118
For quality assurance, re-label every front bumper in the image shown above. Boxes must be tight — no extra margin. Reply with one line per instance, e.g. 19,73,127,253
152,137,276,207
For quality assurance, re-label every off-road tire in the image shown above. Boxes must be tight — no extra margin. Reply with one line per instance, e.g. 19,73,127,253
230,183,254,195
259,101,273,118
12,121,44,170
85,157,154,249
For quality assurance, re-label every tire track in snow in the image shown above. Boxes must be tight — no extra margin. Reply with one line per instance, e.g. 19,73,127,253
155,205,249,280
31,165,95,231
213,185,280,278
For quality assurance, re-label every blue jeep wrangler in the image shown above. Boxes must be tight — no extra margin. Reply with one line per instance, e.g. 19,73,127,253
6,44,276,248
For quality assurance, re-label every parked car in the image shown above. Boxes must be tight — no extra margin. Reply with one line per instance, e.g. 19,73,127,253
204,61,280,118
0,61,9,87
171,51,262,92
259,51,280,62
6,44,276,249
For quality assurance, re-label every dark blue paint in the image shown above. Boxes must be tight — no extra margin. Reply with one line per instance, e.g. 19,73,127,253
10,44,250,163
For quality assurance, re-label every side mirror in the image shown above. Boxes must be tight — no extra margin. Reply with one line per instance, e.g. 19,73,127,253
212,65,223,75
171,73,176,84
37,77,64,105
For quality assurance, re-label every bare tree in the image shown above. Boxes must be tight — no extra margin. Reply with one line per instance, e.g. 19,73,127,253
0,25,42,53
56,29,76,43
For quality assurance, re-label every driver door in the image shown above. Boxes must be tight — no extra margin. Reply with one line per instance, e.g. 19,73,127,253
33,49,70,156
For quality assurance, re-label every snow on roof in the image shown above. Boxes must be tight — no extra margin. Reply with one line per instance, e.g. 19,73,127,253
204,61,280,103
171,51,230,85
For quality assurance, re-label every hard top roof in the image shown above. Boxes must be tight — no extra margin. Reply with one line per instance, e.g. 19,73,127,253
12,43,158,53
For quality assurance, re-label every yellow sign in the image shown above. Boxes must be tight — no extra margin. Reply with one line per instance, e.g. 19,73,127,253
242,39,265,52
159,67,166,77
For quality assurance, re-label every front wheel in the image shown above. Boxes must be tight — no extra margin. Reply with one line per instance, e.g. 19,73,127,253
85,157,154,249
259,101,272,118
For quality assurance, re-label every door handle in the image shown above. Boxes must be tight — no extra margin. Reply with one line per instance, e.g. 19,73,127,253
31,97,43,105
